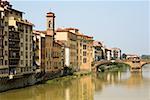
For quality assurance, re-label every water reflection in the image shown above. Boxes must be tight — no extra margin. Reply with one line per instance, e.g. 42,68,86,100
0,65,149,100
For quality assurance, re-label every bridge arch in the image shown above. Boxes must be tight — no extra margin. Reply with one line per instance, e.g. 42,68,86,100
93,60,150,72
141,62,150,68
94,60,131,72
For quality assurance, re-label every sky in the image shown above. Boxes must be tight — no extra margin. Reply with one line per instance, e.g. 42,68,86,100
9,0,149,55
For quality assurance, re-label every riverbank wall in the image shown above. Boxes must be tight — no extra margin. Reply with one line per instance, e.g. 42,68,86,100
0,74,36,92
0,69,68,92
0,69,90,92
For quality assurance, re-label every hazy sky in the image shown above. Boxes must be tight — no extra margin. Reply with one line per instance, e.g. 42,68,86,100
10,0,149,55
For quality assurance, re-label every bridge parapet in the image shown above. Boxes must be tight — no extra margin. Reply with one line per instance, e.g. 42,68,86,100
92,59,150,72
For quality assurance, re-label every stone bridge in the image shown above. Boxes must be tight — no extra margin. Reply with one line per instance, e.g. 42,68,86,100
92,59,150,72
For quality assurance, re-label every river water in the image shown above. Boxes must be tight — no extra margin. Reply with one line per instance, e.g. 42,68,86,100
0,65,149,100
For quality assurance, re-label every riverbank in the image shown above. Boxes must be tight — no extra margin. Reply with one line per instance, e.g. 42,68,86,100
46,71,92,84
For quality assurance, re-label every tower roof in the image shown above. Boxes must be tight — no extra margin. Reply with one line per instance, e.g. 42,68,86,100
46,12,55,17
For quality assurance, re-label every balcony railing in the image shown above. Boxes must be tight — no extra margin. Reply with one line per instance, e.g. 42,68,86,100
9,56,20,59
9,38,20,42
9,64,18,68
9,47,20,50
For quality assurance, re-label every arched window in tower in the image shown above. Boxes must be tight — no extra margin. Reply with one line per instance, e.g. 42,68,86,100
49,21,52,28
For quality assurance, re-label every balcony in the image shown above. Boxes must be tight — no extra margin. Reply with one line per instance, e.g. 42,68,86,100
9,46,20,50
9,56,20,60
9,26,19,33
18,28,24,32
9,64,18,68
9,38,20,42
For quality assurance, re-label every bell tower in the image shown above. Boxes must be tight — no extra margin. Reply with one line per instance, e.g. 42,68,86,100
46,12,55,36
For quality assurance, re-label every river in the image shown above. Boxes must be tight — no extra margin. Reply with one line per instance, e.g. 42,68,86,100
0,64,149,100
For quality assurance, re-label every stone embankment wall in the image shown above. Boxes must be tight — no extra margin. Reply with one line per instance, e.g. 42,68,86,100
0,74,36,92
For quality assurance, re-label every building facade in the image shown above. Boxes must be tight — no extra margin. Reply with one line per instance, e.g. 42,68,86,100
33,30,46,73
52,41,64,74
0,1,34,78
33,12,55,75
76,31,93,71
105,48,112,61
93,41,104,61
55,28,78,71
111,48,121,60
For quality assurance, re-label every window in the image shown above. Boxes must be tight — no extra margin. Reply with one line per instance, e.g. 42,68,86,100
83,51,86,56
5,12,8,17
21,51,23,56
21,60,23,65
0,59,3,65
21,33,23,38
21,43,23,47
80,42,82,46
5,41,7,46
83,58,87,63
5,60,7,65
5,31,7,36
26,35,28,41
5,22,8,26
49,21,51,28
26,43,28,50
26,52,28,58
26,26,28,33
5,50,7,56
26,60,28,66
83,45,86,50
15,12,18,16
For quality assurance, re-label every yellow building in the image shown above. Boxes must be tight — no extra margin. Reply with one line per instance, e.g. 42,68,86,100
76,32,94,71
0,1,34,77
55,28,78,71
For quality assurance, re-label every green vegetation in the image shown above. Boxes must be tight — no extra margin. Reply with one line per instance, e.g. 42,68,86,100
98,63,129,72
46,71,92,84
141,55,150,59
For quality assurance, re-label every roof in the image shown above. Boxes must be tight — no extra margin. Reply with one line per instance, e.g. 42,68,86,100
93,41,102,47
33,30,46,35
46,12,55,17
33,30,53,36
56,27,93,38
65,27,79,31
105,47,111,51
17,19,34,26
56,28,69,32
111,47,121,51
77,33,93,38
9,8,24,14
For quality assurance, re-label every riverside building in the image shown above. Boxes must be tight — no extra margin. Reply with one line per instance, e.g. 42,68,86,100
0,1,34,78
